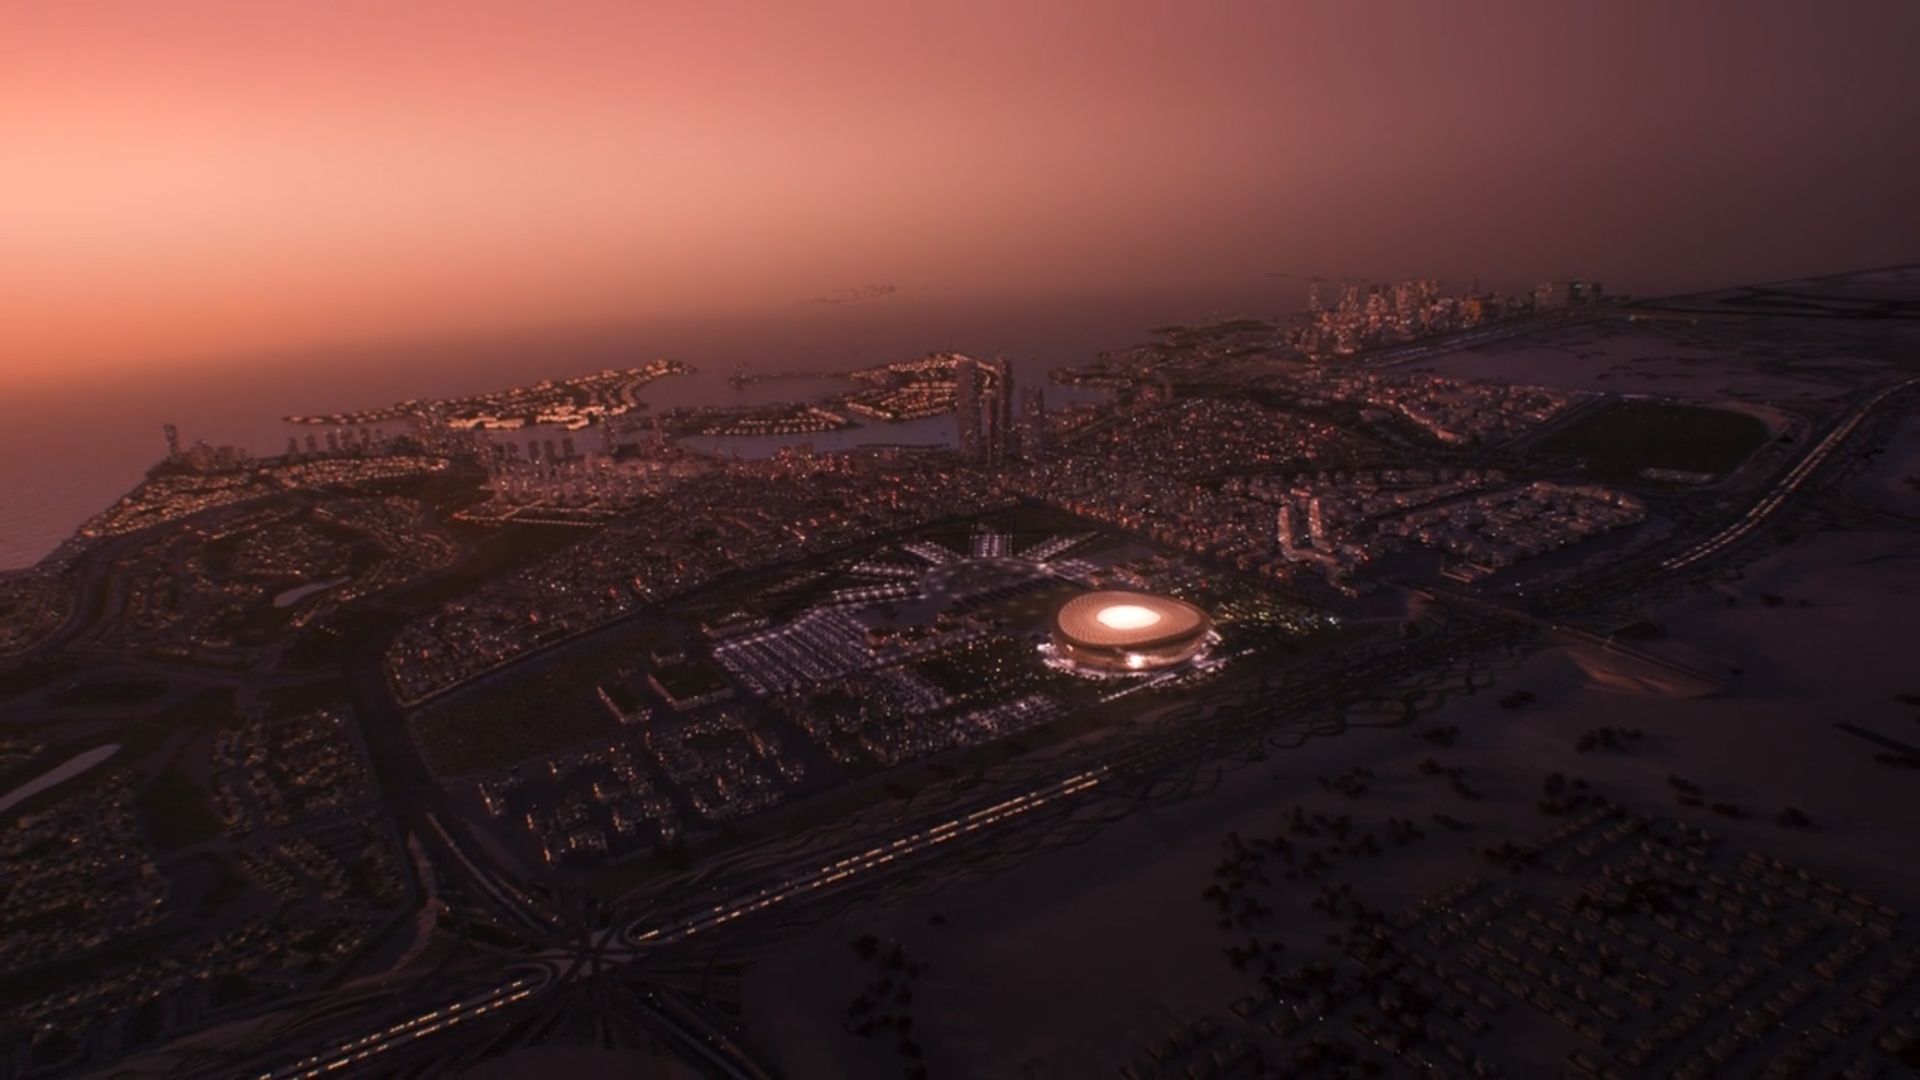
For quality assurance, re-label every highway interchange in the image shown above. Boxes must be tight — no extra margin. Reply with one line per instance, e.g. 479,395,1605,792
210,370,1917,1080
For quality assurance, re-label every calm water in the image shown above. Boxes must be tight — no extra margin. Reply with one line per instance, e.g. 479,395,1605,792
0,285,1283,570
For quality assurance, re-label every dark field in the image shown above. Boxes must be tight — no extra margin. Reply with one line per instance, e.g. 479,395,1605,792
647,657,733,701
411,666,616,778
1536,400,1769,478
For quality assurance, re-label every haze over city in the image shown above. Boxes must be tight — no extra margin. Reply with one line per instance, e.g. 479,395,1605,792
3,4,1920,1080
4,0,1917,384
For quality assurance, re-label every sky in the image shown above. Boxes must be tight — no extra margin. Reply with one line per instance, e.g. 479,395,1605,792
3,0,1917,389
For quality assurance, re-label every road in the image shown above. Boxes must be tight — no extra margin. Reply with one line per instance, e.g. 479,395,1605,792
258,970,549,1080
1659,375,1919,572
234,613,1511,1079
216,373,1918,1079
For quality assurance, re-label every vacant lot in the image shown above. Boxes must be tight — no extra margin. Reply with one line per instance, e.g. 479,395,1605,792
1535,400,1768,478
411,665,615,778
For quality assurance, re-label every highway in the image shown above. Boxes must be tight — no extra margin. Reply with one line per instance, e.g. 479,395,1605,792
227,373,1918,1079
233,768,1111,1079
229,611,1498,1079
230,602,1523,1080
257,970,550,1080
616,768,1108,951
423,812,563,935
1660,375,1919,572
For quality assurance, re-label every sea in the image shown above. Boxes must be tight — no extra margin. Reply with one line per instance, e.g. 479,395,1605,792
0,284,1286,570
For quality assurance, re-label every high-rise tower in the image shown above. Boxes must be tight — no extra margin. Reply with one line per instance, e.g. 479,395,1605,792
952,355,1015,466
954,357,982,461
984,357,1014,466
1018,385,1048,458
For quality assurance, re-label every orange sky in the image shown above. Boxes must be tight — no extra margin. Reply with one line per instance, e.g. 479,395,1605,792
4,1,1917,386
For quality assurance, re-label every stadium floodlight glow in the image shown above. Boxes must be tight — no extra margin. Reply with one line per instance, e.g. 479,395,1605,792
1096,604,1162,631
1050,589,1212,675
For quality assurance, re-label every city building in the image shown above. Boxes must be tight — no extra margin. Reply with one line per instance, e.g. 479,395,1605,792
953,355,1015,465
954,356,980,460
1018,385,1048,458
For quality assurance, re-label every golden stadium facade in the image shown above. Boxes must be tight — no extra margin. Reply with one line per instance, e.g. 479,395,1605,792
1049,590,1212,673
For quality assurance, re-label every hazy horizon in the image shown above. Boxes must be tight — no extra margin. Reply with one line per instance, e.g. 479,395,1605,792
5,0,1917,389
0,279,1291,568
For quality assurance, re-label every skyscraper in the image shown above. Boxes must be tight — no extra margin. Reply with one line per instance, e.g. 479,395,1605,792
952,355,1015,465
954,357,982,462
1018,385,1048,458
983,357,1013,466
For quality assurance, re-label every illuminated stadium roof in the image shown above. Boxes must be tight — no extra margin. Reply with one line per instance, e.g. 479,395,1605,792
1050,590,1212,673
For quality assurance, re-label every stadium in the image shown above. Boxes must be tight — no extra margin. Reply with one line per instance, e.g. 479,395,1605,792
1048,590,1213,674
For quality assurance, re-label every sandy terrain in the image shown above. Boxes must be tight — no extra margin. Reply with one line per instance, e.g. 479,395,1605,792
737,522,1920,1076
459,1045,698,1079
1853,412,1920,519
1407,317,1891,404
